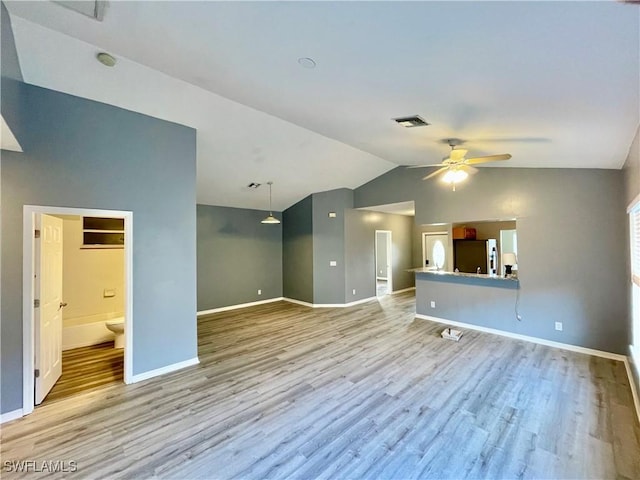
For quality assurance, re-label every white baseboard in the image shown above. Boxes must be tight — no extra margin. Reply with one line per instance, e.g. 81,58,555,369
283,297,315,308
627,345,640,425
283,296,377,308
1,409,23,424
130,357,199,383
197,297,284,316
415,313,626,361
391,287,416,295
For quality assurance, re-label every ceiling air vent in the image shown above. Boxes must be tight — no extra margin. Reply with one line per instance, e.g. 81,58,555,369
393,115,430,128
247,182,261,189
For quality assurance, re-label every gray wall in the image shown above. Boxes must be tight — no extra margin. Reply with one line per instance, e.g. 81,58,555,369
355,167,628,354
312,189,353,304
416,275,520,329
282,195,313,303
1,82,198,414
197,205,282,311
345,209,415,302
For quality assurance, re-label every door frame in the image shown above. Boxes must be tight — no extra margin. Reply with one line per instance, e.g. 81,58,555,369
22,205,133,416
422,231,448,269
374,230,393,293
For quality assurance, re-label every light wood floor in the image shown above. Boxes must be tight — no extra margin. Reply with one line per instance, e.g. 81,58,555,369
45,342,123,404
2,292,639,479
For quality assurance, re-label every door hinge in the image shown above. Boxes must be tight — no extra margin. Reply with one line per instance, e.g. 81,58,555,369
34,229,41,239
34,299,40,308
34,369,40,378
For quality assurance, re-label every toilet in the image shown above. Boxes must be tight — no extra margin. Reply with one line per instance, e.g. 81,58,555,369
105,319,125,348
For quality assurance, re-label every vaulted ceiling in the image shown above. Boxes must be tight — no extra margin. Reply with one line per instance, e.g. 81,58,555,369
5,1,639,210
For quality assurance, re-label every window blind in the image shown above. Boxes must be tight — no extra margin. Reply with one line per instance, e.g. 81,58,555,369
632,203,640,286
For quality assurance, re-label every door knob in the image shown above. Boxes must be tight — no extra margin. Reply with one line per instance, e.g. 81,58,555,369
59,302,68,310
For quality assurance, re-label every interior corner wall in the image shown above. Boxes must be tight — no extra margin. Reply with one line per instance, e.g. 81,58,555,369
355,166,628,354
312,188,354,304
197,204,282,311
283,195,313,303
345,209,415,303
624,125,640,206
0,82,198,414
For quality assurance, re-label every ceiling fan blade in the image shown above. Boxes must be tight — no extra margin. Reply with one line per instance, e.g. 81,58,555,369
449,149,468,161
460,165,479,175
406,163,446,169
423,167,448,180
465,154,512,165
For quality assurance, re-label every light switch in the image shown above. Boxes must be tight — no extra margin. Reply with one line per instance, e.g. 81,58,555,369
104,289,116,298
329,261,337,267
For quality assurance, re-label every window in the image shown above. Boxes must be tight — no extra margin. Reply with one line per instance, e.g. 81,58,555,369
82,217,124,248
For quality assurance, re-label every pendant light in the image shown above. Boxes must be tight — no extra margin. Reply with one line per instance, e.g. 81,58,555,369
261,181,281,224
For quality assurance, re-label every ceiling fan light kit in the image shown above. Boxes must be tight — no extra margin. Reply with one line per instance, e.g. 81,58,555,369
410,139,512,191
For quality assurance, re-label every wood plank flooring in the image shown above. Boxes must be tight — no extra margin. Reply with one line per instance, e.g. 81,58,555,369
45,342,123,404
2,292,639,479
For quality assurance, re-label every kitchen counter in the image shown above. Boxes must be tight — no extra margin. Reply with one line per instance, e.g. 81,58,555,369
409,267,519,285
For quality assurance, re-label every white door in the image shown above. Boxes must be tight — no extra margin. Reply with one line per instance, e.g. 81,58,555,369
35,214,64,404
424,234,449,270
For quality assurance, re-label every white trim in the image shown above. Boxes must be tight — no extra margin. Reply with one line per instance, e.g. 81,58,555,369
197,297,284,316
627,191,640,213
415,313,626,361
391,286,416,295
623,354,640,425
1,409,24,424
342,296,377,307
23,206,134,417
130,357,199,383
376,276,388,281
283,296,378,308
375,230,393,294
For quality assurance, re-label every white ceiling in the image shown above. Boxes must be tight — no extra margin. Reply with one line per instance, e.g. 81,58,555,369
5,1,640,210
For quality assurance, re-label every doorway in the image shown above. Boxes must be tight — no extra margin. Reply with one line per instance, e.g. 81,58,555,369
423,232,450,271
22,206,133,416
375,230,393,296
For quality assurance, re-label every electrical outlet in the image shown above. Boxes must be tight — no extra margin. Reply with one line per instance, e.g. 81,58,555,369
352,289,356,295
430,301,436,308
258,289,262,295
555,322,563,331
329,260,337,267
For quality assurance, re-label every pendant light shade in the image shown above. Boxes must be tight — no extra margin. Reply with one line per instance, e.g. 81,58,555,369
261,181,281,224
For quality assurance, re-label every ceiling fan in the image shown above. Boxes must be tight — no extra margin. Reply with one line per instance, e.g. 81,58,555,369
408,140,512,191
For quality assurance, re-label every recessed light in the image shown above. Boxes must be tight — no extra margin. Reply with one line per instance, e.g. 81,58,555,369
393,115,430,128
298,57,316,69
96,52,116,67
